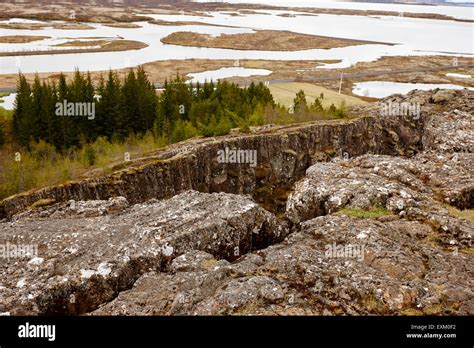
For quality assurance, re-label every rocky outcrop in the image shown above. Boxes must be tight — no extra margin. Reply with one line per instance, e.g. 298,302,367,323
92,215,472,315
0,89,472,316
0,191,288,315
285,152,473,247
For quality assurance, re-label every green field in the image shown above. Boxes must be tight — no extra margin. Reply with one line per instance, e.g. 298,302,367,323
269,82,367,108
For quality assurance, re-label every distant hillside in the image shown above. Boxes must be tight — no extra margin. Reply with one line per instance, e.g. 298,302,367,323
2,0,189,6
4,0,471,6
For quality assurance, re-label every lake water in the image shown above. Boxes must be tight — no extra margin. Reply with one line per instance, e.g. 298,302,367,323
0,7,472,74
0,93,16,110
352,81,474,98
187,67,272,83
446,72,472,78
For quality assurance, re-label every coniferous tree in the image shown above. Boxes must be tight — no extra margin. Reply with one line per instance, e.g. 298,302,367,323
0,121,5,146
56,73,77,150
94,74,107,139
310,97,324,113
40,81,55,144
12,73,33,147
136,66,157,133
48,81,60,148
83,72,98,141
30,75,45,143
120,69,138,137
102,70,123,141
156,79,178,138
293,89,308,114
10,68,278,151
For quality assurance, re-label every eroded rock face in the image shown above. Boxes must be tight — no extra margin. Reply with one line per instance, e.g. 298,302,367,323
0,89,472,316
0,191,288,315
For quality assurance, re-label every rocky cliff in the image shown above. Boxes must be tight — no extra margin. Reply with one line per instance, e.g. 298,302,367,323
0,89,472,316
0,99,424,220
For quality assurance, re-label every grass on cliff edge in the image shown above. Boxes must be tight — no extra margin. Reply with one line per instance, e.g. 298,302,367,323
337,207,393,219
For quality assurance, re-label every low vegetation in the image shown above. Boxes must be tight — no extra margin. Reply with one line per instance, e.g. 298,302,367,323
337,207,393,219
161,30,377,51
103,23,142,28
446,206,474,222
0,39,148,57
0,35,49,43
0,22,94,30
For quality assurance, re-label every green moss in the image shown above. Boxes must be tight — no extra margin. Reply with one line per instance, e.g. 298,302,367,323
400,308,424,316
200,258,217,271
255,166,270,180
254,186,271,196
446,206,474,222
30,198,56,209
401,301,460,316
460,246,474,254
337,207,392,219
360,294,386,314
233,299,266,315
321,146,336,156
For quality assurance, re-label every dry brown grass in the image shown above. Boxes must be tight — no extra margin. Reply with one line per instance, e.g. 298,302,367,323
102,23,142,28
0,39,148,57
54,40,109,47
161,30,384,51
0,22,94,30
0,0,470,24
149,19,232,28
0,35,49,43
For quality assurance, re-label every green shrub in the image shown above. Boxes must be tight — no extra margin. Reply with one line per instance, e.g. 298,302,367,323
171,119,199,143
83,144,97,166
